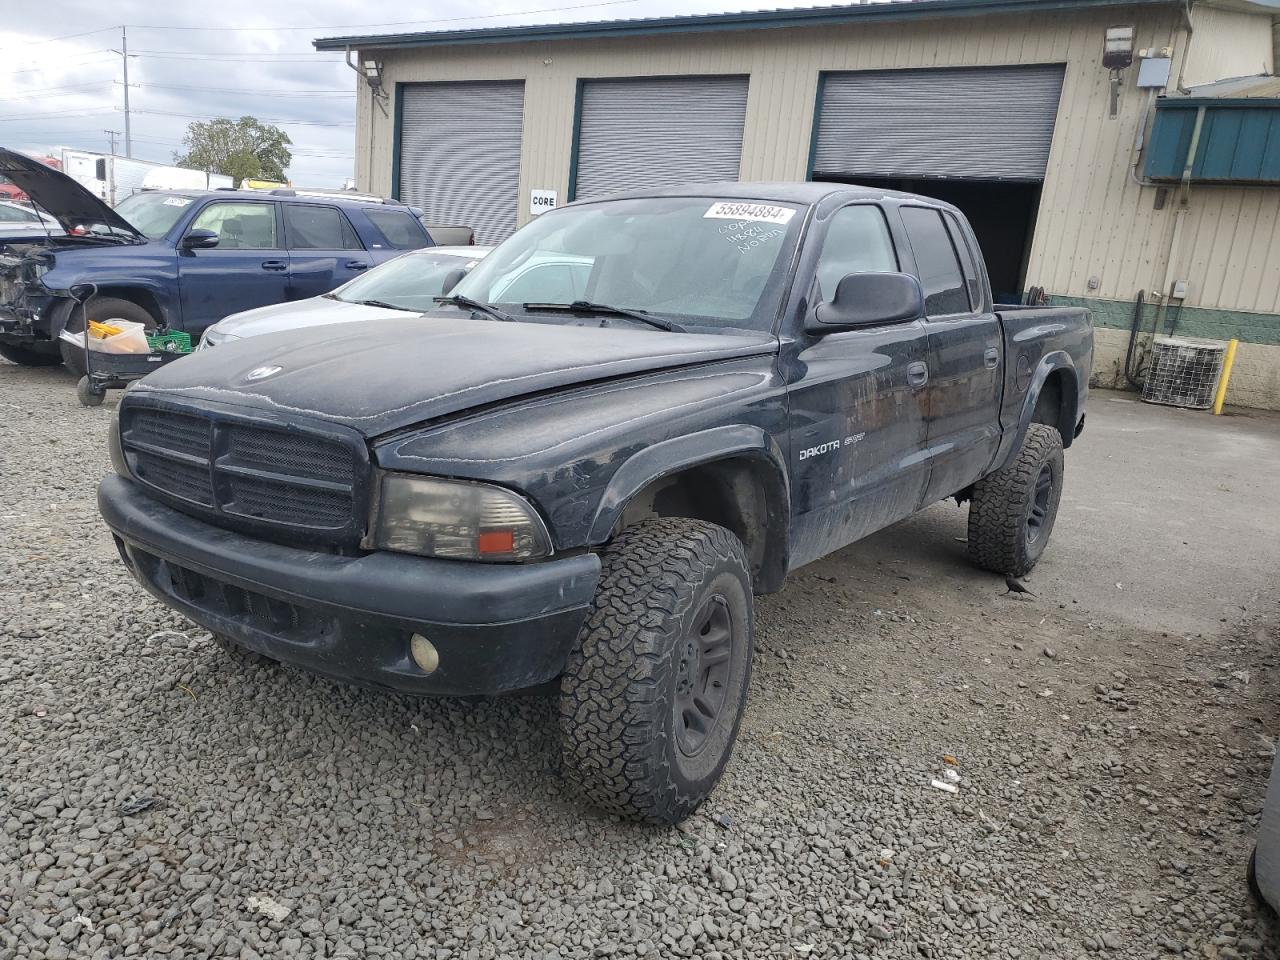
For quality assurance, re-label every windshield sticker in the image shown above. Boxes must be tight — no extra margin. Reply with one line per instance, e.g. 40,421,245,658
715,218,786,254
162,197,193,207
704,202,795,225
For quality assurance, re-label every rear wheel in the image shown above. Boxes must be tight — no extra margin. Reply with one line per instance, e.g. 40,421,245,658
967,423,1064,578
60,297,157,377
0,342,62,367
559,518,754,824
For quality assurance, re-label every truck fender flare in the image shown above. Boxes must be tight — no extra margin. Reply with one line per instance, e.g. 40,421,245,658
587,425,791,589
995,351,1078,471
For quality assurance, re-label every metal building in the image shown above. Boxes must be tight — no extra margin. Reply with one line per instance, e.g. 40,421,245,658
316,0,1280,409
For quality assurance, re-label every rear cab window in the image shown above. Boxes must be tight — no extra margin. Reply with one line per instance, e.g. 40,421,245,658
363,209,430,250
899,206,970,316
284,204,364,250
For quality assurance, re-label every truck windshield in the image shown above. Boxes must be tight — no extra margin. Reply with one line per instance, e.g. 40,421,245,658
331,251,485,312
114,192,196,240
451,196,805,333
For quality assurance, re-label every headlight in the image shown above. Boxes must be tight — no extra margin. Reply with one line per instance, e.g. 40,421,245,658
370,474,552,562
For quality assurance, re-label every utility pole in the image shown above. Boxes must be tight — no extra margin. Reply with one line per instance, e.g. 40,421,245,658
104,130,119,155
121,26,132,158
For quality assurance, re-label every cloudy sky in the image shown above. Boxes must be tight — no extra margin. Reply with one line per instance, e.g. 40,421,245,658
0,0,856,188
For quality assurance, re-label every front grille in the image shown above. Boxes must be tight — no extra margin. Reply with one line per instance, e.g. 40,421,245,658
120,401,368,543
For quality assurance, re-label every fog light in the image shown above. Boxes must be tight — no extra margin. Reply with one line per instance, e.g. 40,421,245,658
409,633,439,674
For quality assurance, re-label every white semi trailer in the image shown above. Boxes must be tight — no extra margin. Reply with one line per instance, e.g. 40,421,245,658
56,149,233,206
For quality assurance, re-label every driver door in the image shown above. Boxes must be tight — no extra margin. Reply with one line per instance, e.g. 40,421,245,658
177,200,289,334
785,203,931,570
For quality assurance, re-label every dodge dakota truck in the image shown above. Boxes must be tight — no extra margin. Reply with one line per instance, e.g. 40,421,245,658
98,182,1091,823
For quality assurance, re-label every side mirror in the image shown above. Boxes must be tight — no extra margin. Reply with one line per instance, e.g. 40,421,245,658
182,228,220,250
808,272,924,333
439,267,467,295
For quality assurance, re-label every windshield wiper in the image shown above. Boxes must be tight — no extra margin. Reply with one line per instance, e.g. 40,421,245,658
522,300,684,333
433,293,516,323
347,298,413,311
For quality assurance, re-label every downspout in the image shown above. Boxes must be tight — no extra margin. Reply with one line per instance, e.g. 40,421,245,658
1175,0,1195,93
345,46,379,192
1273,16,1279,75
1157,104,1205,333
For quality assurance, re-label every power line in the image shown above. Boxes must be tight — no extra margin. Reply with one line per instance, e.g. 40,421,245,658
0,80,113,97
134,82,353,98
0,26,117,55
0,109,111,122
130,107,355,127
0,51,118,74
121,1,641,32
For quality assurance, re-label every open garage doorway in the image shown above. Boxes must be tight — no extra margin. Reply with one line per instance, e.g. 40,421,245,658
822,176,1042,303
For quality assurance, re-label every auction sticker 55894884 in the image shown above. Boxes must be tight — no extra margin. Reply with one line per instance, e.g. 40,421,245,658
703,202,796,225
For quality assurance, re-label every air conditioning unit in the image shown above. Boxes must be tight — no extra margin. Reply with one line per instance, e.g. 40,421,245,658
1142,336,1226,410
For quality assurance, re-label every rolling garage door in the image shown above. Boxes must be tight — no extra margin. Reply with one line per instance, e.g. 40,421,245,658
573,76,749,200
398,81,524,244
812,65,1066,181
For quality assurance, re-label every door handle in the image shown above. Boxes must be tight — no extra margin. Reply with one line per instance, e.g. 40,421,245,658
260,260,287,271
984,347,1000,369
907,361,929,387
344,260,369,271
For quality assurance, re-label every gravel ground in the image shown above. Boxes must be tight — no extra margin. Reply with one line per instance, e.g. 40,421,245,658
2,361,1279,960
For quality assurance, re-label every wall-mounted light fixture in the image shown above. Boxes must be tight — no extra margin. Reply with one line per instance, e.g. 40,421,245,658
1103,24,1136,118
346,48,389,116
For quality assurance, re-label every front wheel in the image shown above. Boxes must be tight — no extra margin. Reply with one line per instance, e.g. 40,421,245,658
559,518,754,824
967,423,1064,578
60,297,157,377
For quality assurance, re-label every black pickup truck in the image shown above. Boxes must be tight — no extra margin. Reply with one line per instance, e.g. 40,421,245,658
98,183,1091,823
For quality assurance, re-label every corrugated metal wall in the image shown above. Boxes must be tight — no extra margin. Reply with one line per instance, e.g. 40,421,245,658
358,4,1280,316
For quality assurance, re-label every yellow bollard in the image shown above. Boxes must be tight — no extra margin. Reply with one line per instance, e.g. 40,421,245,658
1212,339,1239,415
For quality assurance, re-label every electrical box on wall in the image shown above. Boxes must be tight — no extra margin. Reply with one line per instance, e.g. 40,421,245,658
1137,58,1172,89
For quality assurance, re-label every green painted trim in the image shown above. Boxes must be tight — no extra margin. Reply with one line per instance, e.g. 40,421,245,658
805,72,827,182
314,0,1182,51
390,82,404,201
567,79,586,203
1050,294,1280,347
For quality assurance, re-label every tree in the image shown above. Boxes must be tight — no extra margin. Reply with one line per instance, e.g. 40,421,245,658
174,117,292,186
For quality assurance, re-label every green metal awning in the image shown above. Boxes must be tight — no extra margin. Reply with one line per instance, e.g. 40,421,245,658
1146,76,1280,185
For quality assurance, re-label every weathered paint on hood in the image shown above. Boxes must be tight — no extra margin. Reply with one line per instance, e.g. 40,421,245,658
210,295,410,340
131,314,778,437
0,148,144,240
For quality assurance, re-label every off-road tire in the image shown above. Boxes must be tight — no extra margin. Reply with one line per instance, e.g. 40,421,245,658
559,518,754,824
1249,846,1268,909
211,633,277,668
967,423,1064,578
0,342,62,367
60,297,157,377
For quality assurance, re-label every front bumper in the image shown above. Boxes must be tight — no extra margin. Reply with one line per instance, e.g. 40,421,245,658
98,474,601,695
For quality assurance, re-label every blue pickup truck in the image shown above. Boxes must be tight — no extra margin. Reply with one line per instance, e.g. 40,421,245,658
0,148,434,369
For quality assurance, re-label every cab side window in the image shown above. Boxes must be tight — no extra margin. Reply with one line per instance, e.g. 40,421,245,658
900,206,969,316
189,201,278,250
814,205,898,303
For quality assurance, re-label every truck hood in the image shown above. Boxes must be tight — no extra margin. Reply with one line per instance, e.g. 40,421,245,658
0,148,144,241
209,295,409,341
132,314,778,437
